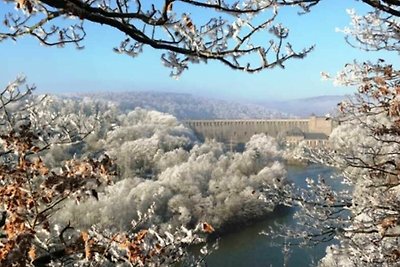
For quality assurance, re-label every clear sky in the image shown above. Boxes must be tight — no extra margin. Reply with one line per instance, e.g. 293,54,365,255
0,0,395,102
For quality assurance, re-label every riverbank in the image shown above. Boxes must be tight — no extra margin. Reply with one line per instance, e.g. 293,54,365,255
198,164,340,267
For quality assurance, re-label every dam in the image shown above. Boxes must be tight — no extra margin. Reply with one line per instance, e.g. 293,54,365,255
185,116,334,148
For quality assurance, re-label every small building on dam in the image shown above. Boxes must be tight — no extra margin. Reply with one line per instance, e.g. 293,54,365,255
185,116,334,149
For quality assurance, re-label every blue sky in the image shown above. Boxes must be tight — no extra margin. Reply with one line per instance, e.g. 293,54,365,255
0,0,395,102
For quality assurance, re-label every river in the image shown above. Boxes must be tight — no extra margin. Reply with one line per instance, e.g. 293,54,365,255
202,164,342,267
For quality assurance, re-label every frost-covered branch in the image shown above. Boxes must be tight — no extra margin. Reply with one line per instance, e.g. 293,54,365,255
288,60,400,266
339,9,400,52
0,0,319,77
0,78,217,266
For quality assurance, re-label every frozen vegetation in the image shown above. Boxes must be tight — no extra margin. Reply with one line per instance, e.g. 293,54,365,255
72,91,292,120
1,0,398,265
35,96,288,232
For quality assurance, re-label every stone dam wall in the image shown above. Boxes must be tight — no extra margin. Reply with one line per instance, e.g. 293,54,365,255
184,116,333,145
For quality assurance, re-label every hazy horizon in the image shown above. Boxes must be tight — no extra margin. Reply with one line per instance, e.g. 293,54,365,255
45,86,349,103
66,90,346,119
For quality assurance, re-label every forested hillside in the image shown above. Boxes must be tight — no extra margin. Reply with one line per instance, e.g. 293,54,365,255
74,91,291,119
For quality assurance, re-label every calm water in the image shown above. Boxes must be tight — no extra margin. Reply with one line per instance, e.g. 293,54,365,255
203,164,341,267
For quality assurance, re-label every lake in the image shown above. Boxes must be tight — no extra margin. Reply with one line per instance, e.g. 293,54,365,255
202,164,341,267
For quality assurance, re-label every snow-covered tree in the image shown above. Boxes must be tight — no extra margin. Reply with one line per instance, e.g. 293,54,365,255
104,108,197,179
0,78,218,266
58,130,287,232
320,65,400,267
285,5,400,266
0,78,291,265
2,1,399,266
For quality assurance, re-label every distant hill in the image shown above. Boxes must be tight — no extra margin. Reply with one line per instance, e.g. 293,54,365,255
74,91,292,120
262,95,348,117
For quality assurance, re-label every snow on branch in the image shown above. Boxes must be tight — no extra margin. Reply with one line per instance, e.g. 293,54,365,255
0,0,319,77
